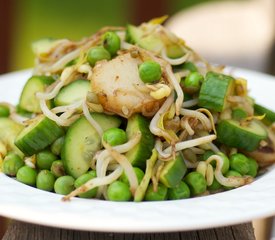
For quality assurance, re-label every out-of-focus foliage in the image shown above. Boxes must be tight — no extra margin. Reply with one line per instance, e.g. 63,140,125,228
10,0,130,70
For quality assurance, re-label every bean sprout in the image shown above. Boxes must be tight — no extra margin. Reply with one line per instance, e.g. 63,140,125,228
103,142,138,195
155,138,173,160
165,66,183,115
182,99,199,108
180,108,212,131
149,92,174,140
63,166,123,201
206,155,253,187
164,135,216,154
39,98,79,126
82,101,103,137
161,48,190,65
181,117,195,136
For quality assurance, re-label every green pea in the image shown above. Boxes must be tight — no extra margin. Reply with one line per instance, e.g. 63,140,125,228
102,128,127,146
16,166,37,186
218,152,230,174
184,72,204,88
166,44,184,59
173,61,197,73
182,61,198,72
36,170,55,192
168,181,190,200
75,173,97,198
51,137,64,156
2,153,24,176
144,183,167,201
107,181,132,201
232,108,248,121
87,46,111,66
88,170,97,178
103,31,121,56
202,150,215,161
0,105,10,117
207,177,222,191
224,170,242,190
138,61,162,83
185,172,207,196
54,176,75,195
229,153,250,175
226,170,242,177
50,160,65,178
36,150,57,170
120,167,144,185
247,157,258,177
202,151,229,173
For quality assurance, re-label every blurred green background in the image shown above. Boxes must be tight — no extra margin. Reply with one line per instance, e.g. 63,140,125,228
6,0,220,71
2,0,273,74
10,0,130,70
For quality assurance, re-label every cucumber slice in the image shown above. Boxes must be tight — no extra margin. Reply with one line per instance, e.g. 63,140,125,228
19,76,55,113
15,116,64,156
125,114,155,170
62,113,121,178
126,24,163,52
159,153,187,188
198,72,234,112
32,38,57,56
0,118,23,156
138,34,164,54
254,103,275,126
54,79,90,106
134,149,158,202
126,24,183,56
217,119,267,151
126,24,142,44
232,108,248,121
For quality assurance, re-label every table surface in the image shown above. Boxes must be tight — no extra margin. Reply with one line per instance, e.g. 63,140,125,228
3,221,256,240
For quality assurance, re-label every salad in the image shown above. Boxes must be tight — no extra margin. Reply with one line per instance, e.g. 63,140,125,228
0,16,275,202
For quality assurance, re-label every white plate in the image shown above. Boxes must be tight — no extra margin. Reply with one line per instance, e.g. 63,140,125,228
0,68,275,233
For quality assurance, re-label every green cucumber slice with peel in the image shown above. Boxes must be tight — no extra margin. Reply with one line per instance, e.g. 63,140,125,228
54,79,90,106
254,103,275,126
160,153,187,188
61,113,121,178
126,24,183,56
126,24,163,53
125,114,155,170
15,116,64,156
217,119,267,151
198,72,234,112
19,76,55,113
232,108,248,121
125,24,142,44
0,118,24,156
138,34,164,54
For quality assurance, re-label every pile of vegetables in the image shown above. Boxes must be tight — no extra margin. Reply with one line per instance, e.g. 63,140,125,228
0,17,275,202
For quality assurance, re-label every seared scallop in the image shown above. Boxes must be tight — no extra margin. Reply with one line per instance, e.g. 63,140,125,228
91,51,168,118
